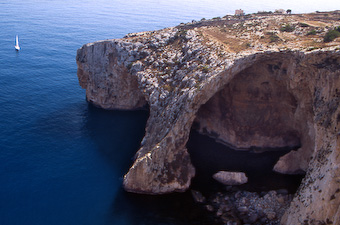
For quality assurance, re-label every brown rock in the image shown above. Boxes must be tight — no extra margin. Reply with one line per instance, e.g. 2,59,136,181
273,149,306,174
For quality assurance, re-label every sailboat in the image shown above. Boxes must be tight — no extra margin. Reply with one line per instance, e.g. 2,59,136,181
15,35,20,51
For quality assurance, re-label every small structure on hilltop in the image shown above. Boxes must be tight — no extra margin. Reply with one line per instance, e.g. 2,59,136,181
235,9,245,16
275,9,286,14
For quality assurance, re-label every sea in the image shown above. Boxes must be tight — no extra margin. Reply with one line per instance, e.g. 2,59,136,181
0,1,339,225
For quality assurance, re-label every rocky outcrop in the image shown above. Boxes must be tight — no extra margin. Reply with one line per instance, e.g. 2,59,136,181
77,13,340,224
213,171,248,186
76,40,147,110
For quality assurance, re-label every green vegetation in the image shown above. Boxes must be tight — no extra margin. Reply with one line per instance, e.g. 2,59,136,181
323,27,340,42
269,34,280,43
280,24,295,32
257,11,272,15
307,30,317,35
127,62,133,70
299,22,310,27
219,27,227,32
163,84,173,92
201,66,209,73
179,30,187,36
174,29,188,42
212,17,221,20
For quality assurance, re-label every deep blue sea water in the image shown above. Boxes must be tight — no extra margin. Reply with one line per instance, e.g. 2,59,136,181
1,1,339,225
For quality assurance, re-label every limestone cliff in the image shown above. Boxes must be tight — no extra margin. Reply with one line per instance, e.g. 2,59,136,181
77,12,340,224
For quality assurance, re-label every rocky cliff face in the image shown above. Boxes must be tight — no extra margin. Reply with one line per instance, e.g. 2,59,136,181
76,40,147,110
77,12,340,224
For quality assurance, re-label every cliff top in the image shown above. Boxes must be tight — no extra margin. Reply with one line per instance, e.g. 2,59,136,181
125,11,340,53
79,11,340,117
108,11,339,104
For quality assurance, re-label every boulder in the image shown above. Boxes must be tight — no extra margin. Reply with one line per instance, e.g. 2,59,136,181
213,171,248,186
191,190,206,203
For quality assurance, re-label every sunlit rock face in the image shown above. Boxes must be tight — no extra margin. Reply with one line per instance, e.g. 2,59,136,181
76,41,147,110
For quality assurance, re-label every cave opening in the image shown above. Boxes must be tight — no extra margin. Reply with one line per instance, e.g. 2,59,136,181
187,61,307,195
187,129,304,194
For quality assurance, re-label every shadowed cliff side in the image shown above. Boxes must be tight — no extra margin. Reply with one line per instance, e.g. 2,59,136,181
77,12,340,224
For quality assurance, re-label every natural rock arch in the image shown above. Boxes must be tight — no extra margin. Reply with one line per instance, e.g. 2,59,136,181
193,56,315,175
122,52,340,224
122,52,318,193
77,39,340,223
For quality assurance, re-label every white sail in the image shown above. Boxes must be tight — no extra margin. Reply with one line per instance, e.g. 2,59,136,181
15,35,20,51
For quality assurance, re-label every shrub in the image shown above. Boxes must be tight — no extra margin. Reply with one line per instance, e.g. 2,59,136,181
280,24,295,32
324,29,340,42
257,11,272,15
299,22,310,27
220,27,227,32
127,62,133,70
163,84,173,92
175,30,188,41
269,34,280,43
307,30,317,35
202,66,209,73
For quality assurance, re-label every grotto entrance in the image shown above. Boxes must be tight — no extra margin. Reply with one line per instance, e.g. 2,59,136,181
185,60,311,224
187,61,307,194
187,129,304,193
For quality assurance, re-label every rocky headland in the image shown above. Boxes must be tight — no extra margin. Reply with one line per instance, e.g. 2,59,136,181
77,11,340,224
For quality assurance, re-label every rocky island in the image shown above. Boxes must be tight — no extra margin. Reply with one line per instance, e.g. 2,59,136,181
77,11,340,224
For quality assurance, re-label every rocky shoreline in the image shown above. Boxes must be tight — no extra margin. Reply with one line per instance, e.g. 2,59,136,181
192,188,293,225
188,130,300,224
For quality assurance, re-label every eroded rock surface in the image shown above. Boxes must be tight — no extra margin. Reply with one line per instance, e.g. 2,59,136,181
76,40,147,110
77,12,340,224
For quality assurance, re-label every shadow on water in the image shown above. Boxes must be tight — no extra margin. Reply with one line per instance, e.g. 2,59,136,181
110,188,220,225
187,130,304,195
104,110,303,225
31,103,303,224
34,102,149,171
32,103,219,225
86,105,218,225
84,104,150,173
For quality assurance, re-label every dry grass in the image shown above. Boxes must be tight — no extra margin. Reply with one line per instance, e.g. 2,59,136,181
195,12,340,52
201,27,249,53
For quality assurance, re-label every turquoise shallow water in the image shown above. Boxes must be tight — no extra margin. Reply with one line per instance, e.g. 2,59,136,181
0,1,339,224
